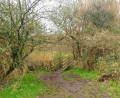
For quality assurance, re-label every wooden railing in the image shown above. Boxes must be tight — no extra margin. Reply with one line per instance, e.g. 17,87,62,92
42,57,74,71
62,57,73,70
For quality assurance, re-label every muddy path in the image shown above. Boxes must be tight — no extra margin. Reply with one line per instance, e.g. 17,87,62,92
37,69,111,98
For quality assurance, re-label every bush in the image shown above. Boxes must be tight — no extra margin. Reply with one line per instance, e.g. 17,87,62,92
0,41,12,80
96,58,120,82
84,5,114,29
25,51,72,72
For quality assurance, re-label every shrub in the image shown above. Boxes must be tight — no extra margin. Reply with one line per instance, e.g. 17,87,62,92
96,58,120,82
84,5,114,29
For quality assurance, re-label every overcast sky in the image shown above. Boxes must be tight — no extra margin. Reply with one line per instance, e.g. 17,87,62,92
37,0,120,32
36,0,76,32
36,0,60,32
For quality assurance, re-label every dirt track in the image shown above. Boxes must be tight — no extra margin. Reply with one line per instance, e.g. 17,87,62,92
37,69,111,98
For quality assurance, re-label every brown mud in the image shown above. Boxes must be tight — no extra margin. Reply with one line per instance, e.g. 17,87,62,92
37,69,111,98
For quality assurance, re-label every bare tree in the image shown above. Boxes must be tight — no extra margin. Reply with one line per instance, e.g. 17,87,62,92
50,0,120,70
50,2,85,59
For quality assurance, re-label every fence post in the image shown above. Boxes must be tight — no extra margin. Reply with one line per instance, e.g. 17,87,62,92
59,57,63,68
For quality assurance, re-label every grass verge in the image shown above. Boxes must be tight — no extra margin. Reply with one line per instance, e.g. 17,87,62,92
63,68,98,81
99,81,120,98
63,68,120,98
0,70,51,98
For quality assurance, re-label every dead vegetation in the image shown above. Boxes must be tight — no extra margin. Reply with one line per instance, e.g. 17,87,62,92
0,0,120,95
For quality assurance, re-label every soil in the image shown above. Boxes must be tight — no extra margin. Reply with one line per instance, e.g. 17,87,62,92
37,69,111,98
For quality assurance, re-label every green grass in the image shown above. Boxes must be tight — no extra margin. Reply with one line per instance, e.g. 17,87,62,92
62,74,75,81
53,52,71,59
100,81,120,98
63,68,120,97
0,70,51,98
63,68,98,80
2,68,120,98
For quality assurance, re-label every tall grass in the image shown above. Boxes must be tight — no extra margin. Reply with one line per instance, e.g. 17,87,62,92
28,50,71,62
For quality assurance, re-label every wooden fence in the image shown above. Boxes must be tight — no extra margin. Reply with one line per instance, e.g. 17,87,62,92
45,57,74,71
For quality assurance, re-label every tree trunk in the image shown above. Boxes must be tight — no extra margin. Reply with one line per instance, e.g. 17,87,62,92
5,46,20,77
6,65,15,76
76,42,81,59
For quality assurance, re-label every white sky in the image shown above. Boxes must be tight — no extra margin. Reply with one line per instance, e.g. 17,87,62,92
38,0,78,32
37,0,120,32
36,0,60,32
